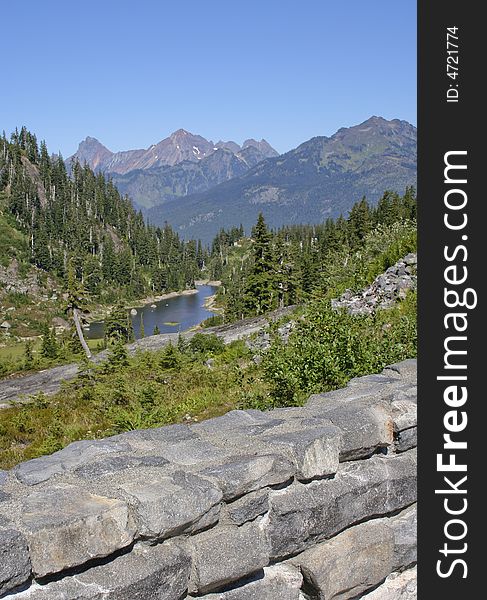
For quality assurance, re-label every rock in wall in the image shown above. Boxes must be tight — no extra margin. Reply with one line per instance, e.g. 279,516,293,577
0,359,417,599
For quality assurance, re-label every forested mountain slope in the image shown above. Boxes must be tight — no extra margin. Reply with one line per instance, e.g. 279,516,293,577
147,117,416,242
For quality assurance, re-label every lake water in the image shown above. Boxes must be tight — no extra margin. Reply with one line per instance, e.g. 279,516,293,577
85,284,218,340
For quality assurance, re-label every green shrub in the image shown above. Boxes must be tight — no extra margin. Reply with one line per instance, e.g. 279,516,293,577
262,291,417,405
200,315,224,328
188,333,225,356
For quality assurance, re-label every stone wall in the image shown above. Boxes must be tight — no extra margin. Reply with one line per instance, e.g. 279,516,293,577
0,359,417,599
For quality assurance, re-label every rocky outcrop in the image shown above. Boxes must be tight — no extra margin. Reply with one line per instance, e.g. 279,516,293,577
0,260,55,300
0,359,417,598
332,253,417,315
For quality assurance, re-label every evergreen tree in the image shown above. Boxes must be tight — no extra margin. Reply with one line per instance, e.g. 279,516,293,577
347,197,372,246
105,302,132,343
107,339,129,369
244,213,276,315
159,343,181,370
0,127,205,306
177,333,188,353
65,265,92,359
40,323,58,359
24,339,34,369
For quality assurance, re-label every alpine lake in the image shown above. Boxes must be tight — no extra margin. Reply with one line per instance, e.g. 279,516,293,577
85,284,219,340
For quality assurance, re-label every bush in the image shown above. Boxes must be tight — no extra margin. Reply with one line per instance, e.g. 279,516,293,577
262,291,417,405
200,315,224,328
159,343,182,370
188,333,225,356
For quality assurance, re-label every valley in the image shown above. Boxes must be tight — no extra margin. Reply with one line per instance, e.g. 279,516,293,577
67,117,416,243
0,121,417,471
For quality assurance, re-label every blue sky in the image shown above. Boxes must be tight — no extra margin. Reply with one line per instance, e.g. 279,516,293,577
1,0,416,156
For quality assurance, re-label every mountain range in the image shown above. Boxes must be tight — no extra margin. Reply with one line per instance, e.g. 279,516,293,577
68,130,278,211
146,117,417,242
68,117,416,243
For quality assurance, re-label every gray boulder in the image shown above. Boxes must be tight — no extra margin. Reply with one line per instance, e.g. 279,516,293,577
74,454,169,478
198,454,295,501
113,423,199,450
119,470,222,540
360,566,417,599
18,485,136,577
187,521,270,594
382,359,417,383
290,519,395,600
302,398,394,461
266,450,417,558
392,399,417,431
390,504,417,570
13,439,133,485
396,427,417,453
257,425,341,480
193,409,284,439
224,488,270,526
0,527,31,596
157,437,230,466
8,541,191,600
197,564,303,600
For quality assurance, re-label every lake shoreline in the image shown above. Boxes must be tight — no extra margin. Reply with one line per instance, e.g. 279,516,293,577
88,288,201,322
203,293,224,314
86,284,221,338
194,279,222,287
130,288,198,310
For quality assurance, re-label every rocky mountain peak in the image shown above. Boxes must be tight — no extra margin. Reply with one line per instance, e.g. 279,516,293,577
170,128,191,138
68,131,278,175
73,137,113,170
242,138,279,158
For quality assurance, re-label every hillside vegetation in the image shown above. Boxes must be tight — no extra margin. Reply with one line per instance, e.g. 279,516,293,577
0,191,417,468
0,128,207,303
0,128,212,373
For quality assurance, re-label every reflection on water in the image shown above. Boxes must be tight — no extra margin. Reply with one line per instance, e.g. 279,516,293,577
86,285,218,340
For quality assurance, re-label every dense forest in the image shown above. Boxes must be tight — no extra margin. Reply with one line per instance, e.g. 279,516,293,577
0,127,207,301
206,188,416,321
1,126,415,324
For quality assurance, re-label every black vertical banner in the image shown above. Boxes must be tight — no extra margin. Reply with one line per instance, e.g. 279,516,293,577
418,2,482,597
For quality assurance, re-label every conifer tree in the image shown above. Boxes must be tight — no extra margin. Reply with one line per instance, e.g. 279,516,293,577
244,213,276,315
105,302,132,343
65,265,92,359
24,339,34,369
107,339,129,369
40,323,58,359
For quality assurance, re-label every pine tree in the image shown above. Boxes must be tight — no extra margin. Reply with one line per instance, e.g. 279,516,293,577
40,324,58,359
107,339,129,369
24,339,34,369
105,303,133,343
347,197,371,246
139,314,145,338
159,342,181,369
153,324,160,335
244,213,276,315
65,264,92,359
177,333,187,353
